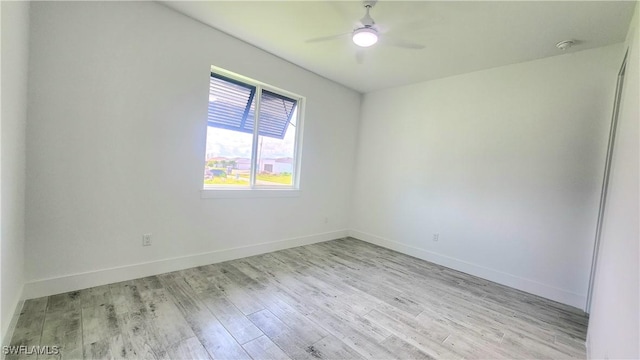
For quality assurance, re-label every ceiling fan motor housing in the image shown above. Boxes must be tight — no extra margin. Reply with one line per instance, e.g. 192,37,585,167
360,0,377,28
363,1,377,8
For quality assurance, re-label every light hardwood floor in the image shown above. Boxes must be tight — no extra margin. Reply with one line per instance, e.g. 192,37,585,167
7,238,588,359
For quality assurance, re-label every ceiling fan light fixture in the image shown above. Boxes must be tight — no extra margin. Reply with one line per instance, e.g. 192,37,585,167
352,27,378,47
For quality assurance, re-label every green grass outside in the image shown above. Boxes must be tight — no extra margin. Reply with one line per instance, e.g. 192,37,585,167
237,173,292,185
257,173,292,184
204,177,248,185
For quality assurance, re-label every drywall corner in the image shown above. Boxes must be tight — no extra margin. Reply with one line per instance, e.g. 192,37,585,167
586,2,640,359
1,0,30,345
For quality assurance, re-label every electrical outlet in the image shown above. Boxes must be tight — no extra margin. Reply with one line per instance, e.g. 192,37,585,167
432,233,439,242
142,233,152,246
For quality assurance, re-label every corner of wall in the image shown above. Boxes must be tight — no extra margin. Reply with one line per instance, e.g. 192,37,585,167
585,2,639,359
0,0,30,347
346,91,365,231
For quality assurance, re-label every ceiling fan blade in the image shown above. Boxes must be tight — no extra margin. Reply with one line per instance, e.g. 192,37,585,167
355,49,365,64
306,33,351,44
382,36,425,50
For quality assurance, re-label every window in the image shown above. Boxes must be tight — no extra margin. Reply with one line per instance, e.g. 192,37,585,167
203,68,303,192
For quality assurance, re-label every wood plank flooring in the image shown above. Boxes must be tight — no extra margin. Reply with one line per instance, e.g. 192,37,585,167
7,238,588,359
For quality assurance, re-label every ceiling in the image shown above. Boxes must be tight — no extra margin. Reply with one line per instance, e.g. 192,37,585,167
162,1,635,93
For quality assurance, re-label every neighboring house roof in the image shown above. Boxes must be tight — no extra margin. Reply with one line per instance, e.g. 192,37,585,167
275,157,293,164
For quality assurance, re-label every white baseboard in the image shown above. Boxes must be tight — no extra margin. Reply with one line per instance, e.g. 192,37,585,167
21,228,587,309
349,229,587,310
23,230,348,299
2,289,24,354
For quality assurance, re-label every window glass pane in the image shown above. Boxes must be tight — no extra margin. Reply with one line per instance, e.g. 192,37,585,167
203,98,255,188
203,70,302,190
256,106,297,187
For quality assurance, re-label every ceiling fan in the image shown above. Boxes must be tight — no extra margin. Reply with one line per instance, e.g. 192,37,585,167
306,0,425,52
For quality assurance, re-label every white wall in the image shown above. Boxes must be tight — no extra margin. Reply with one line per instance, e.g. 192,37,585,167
17,0,634,331
350,44,624,308
0,1,29,343
587,3,639,359
24,2,360,296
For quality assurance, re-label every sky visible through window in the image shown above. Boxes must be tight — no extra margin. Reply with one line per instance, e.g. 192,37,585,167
205,108,297,159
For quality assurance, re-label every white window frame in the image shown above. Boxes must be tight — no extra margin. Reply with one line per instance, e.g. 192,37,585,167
201,66,305,199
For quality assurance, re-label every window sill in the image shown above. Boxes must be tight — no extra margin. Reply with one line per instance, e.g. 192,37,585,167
200,188,300,199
